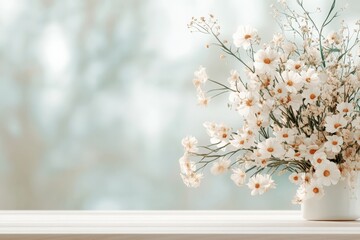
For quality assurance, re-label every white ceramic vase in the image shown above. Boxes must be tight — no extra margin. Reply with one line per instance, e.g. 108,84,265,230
301,176,360,221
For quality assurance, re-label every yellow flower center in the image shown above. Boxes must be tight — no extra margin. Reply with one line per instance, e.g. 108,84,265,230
334,123,341,129
267,147,274,153
244,34,252,39
313,187,319,194
263,58,271,64
309,149,317,155
310,93,316,100
245,99,253,107
332,141,338,145
255,183,261,189
323,170,330,177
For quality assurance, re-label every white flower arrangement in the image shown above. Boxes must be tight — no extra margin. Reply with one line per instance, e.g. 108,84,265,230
179,0,360,204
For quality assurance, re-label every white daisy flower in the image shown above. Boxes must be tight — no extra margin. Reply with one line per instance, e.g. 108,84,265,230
305,181,324,199
272,33,284,46
254,48,279,74
179,155,196,175
196,90,210,107
211,158,231,175
286,59,304,72
304,145,320,160
336,102,354,115
233,25,258,49
203,121,217,137
289,172,302,185
237,91,260,116
311,151,329,168
273,128,296,144
181,136,199,153
327,31,341,45
193,66,208,88
302,88,320,105
292,185,306,204
281,71,303,93
324,114,347,133
315,161,341,186
285,148,303,161
210,124,230,148
255,157,269,168
180,172,203,188
301,68,320,85
324,135,343,153
272,83,288,99
247,174,276,196
258,138,286,158
227,69,241,88
285,93,303,111
231,168,247,186
230,132,253,149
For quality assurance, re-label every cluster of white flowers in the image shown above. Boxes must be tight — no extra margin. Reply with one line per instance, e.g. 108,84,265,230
180,1,360,203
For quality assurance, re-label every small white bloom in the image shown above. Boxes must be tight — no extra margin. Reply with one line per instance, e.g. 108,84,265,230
193,66,208,88
304,145,320,160
258,138,286,158
181,136,199,153
305,181,324,199
237,91,260,116
179,155,196,175
227,70,241,88
301,68,320,86
324,114,347,133
336,102,354,115
231,168,247,186
281,71,303,93
315,161,341,186
211,158,231,175
285,93,303,111
327,31,341,45
196,90,210,107
203,121,217,137
311,151,329,168
230,132,254,149
210,123,230,148
272,83,288,99
292,185,306,204
180,172,203,188
273,128,296,144
289,172,302,185
324,135,343,153
286,59,304,72
282,41,297,55
254,48,279,74
285,148,303,160
302,88,320,105
233,25,258,49
247,174,276,196
272,33,284,46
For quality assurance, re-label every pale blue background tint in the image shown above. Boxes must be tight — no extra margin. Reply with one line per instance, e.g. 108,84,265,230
0,0,358,209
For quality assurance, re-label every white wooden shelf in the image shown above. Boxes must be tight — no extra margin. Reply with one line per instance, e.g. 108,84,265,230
0,211,358,234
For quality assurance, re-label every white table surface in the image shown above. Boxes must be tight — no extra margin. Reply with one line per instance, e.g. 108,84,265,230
0,211,358,234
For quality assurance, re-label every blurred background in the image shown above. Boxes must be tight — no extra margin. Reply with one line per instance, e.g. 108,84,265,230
0,0,358,210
